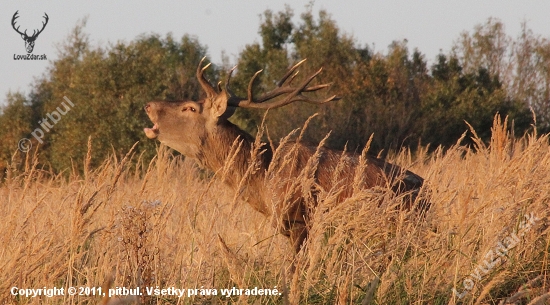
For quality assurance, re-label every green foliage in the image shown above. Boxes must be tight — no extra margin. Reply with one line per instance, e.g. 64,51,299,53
420,54,531,146
454,18,550,131
0,20,212,174
0,92,34,175
0,6,543,176
230,7,533,154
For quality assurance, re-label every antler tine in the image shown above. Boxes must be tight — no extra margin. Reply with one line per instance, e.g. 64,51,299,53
287,71,300,86
239,70,263,107
303,84,331,91
224,65,243,107
196,57,218,98
291,94,341,105
238,91,339,109
276,58,307,87
11,11,25,36
225,65,237,84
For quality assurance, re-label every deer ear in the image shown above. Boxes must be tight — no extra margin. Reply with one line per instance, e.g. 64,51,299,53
210,92,228,118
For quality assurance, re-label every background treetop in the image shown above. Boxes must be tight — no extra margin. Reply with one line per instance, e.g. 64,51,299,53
1,6,547,176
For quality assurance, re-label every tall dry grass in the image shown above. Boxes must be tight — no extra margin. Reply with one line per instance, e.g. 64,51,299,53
0,115,548,304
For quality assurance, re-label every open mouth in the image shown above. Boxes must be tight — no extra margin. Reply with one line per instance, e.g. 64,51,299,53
144,123,159,139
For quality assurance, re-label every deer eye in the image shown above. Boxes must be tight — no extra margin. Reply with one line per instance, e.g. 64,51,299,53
182,106,196,112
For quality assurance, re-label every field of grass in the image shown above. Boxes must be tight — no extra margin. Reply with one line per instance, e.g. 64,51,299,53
1,116,549,304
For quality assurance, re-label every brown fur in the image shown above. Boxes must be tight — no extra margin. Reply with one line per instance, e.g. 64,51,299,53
144,61,427,252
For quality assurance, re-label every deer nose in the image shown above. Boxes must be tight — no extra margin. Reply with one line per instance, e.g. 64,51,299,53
144,103,151,112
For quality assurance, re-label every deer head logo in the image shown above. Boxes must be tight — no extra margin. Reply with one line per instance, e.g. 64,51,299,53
11,11,49,54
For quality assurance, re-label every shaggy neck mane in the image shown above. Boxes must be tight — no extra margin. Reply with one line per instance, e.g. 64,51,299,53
197,120,273,214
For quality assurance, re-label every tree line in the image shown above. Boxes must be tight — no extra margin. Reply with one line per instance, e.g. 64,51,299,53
1,7,549,177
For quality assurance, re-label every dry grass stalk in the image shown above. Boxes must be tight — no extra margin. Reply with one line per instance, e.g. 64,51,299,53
0,115,549,304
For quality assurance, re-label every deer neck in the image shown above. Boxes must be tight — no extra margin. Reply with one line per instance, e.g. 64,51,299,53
197,121,272,214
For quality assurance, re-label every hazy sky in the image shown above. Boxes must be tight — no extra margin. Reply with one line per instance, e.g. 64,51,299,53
2,1,550,105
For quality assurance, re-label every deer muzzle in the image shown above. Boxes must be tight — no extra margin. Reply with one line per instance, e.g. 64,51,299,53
144,103,159,139
144,123,159,139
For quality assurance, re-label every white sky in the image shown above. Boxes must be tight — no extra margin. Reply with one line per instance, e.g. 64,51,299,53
2,0,550,105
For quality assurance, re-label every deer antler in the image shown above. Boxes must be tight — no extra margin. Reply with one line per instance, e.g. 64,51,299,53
31,13,49,39
225,59,340,109
11,11,49,39
196,58,340,110
11,11,25,36
197,57,218,98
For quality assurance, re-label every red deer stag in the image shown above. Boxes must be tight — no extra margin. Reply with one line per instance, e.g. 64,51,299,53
144,58,427,253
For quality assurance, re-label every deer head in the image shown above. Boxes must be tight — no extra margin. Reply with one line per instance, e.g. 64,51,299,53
12,11,49,54
144,58,339,161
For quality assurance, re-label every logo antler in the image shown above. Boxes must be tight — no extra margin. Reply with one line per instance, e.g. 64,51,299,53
12,10,49,53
